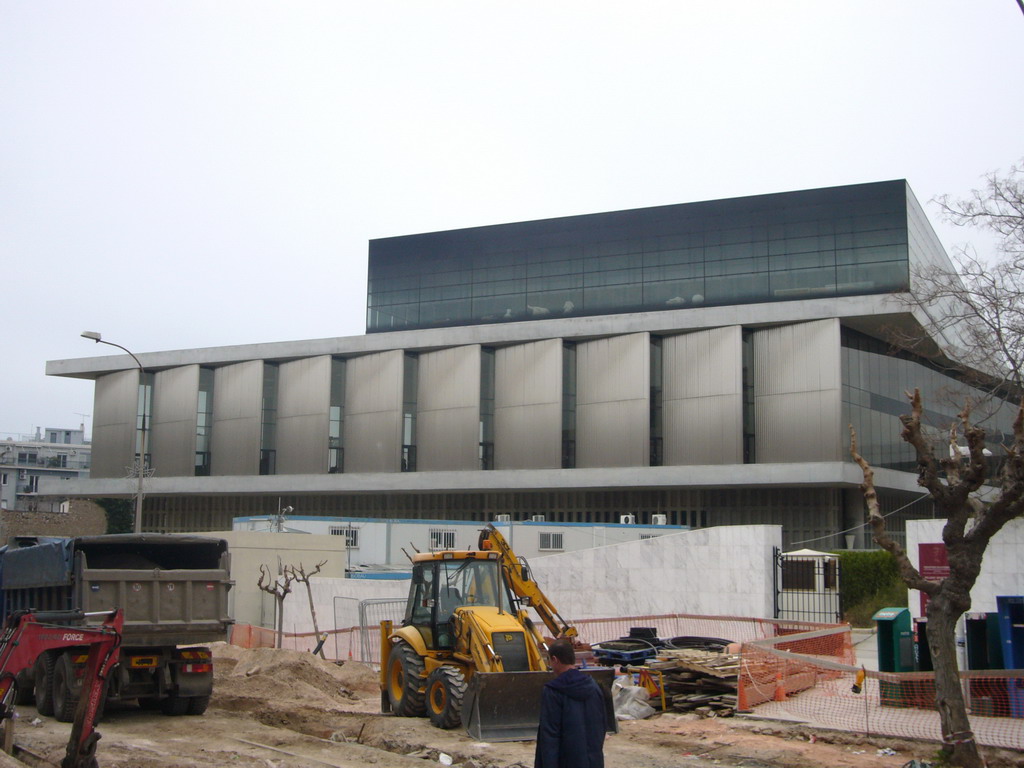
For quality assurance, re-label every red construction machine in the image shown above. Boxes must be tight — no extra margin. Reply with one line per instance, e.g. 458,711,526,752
0,608,123,768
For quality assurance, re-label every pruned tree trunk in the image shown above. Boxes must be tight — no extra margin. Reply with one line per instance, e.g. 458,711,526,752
257,563,295,650
287,560,328,658
925,593,975,765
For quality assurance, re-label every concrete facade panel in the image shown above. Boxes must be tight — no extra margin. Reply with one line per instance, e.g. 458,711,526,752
211,360,263,476
663,327,742,465
577,333,649,467
417,346,481,471
151,365,200,477
344,350,404,473
91,370,139,478
666,395,742,465
753,319,841,462
277,356,332,475
494,339,562,469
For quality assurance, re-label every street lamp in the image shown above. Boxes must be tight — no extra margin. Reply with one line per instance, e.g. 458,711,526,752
81,331,148,533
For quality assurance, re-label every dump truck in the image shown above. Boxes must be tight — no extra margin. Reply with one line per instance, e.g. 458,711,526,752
380,524,614,741
0,534,233,720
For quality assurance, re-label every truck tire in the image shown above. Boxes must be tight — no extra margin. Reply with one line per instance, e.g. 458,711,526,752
186,695,210,715
386,642,426,717
425,666,466,729
34,652,56,717
14,670,33,705
53,654,79,723
160,694,189,716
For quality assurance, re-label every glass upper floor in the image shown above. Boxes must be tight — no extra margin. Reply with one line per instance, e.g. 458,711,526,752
367,180,921,333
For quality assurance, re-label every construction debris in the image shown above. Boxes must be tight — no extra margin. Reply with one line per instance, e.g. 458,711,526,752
623,647,741,716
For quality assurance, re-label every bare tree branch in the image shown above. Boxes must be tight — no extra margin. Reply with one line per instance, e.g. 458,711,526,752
287,560,330,658
850,422,934,594
258,563,296,649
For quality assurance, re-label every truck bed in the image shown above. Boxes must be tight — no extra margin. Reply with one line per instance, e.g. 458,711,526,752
0,534,233,646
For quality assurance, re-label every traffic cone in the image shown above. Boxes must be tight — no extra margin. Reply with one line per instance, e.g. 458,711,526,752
736,677,750,712
773,672,787,702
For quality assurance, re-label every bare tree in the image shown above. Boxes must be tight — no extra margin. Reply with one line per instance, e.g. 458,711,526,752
936,159,1024,265
848,161,1024,768
286,560,328,658
257,563,296,649
851,395,1024,768
892,160,1024,399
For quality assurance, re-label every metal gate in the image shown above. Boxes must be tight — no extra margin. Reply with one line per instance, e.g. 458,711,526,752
773,547,843,623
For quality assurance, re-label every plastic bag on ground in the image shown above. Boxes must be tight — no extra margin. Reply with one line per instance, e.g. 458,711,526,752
612,679,656,721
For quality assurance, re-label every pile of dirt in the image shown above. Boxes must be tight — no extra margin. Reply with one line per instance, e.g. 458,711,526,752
210,645,380,714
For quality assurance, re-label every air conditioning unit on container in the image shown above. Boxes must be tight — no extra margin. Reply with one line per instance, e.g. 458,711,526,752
619,514,636,525
531,515,546,522
651,513,668,525
493,514,512,523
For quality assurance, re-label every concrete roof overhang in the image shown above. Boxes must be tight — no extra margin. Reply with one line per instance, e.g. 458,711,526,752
39,462,925,499
48,293,938,379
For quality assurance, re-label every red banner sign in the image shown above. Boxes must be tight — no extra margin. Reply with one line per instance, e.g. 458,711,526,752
918,543,949,616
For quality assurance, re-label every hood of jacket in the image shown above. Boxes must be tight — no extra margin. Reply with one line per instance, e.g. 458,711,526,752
547,668,598,701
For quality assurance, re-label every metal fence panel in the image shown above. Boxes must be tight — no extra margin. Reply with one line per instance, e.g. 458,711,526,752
356,597,407,664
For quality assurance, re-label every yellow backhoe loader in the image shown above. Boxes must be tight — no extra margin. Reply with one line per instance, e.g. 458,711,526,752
379,524,615,741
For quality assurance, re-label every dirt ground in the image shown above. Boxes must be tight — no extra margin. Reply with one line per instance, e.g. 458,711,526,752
5,644,1014,768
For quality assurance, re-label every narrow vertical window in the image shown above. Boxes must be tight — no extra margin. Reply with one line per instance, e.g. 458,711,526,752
742,329,756,464
562,342,576,469
402,353,418,471
260,363,278,475
480,347,495,470
650,336,663,466
195,367,214,476
137,372,154,470
329,358,346,473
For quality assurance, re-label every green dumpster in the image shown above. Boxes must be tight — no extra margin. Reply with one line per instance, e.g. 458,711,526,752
873,607,913,707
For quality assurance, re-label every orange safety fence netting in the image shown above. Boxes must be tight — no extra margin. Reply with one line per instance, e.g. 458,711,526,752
738,633,1024,752
231,612,846,665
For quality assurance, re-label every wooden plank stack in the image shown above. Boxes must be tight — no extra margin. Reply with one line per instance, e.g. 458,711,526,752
630,648,741,716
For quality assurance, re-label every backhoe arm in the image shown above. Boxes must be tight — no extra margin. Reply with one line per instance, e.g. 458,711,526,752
479,525,577,640
0,609,123,768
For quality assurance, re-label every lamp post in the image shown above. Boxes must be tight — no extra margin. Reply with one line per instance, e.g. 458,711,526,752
81,331,148,533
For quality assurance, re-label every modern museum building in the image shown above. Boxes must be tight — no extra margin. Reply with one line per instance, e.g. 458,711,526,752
44,180,1017,549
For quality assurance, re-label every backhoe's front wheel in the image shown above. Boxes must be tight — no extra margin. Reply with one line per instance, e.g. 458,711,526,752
426,666,466,730
386,642,425,717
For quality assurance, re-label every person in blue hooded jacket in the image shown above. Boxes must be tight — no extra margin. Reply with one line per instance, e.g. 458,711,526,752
534,638,609,768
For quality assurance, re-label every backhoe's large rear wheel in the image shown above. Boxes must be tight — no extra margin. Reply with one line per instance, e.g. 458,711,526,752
426,666,466,730
386,642,425,717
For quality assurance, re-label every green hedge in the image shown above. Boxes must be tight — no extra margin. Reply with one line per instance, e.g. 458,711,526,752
96,498,134,534
833,550,907,626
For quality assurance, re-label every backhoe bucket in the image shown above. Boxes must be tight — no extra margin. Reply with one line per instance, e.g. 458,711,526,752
462,668,616,742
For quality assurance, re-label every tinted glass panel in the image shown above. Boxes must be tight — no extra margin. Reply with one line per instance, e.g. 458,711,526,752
367,181,912,332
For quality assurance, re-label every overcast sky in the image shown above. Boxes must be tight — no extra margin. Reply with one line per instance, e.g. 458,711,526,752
2,1,1022,441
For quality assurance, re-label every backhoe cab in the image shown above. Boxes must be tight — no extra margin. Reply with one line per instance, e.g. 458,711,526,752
380,525,613,741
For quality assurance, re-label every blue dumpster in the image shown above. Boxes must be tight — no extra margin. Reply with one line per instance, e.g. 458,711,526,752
996,596,1024,719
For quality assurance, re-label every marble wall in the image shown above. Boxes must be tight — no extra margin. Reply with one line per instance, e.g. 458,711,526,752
528,524,780,621
906,518,1024,615
278,524,782,638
